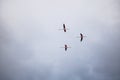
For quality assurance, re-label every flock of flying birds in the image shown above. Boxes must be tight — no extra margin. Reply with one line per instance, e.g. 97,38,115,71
59,24,86,51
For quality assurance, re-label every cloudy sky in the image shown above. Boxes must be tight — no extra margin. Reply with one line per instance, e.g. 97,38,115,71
0,0,120,80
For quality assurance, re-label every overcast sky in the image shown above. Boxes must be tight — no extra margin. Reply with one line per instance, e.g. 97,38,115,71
0,0,120,80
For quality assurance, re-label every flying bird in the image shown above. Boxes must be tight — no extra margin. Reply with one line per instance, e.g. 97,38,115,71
59,24,69,32
60,44,71,51
76,33,86,42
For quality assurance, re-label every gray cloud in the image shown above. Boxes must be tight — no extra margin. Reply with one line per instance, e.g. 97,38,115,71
0,0,120,80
